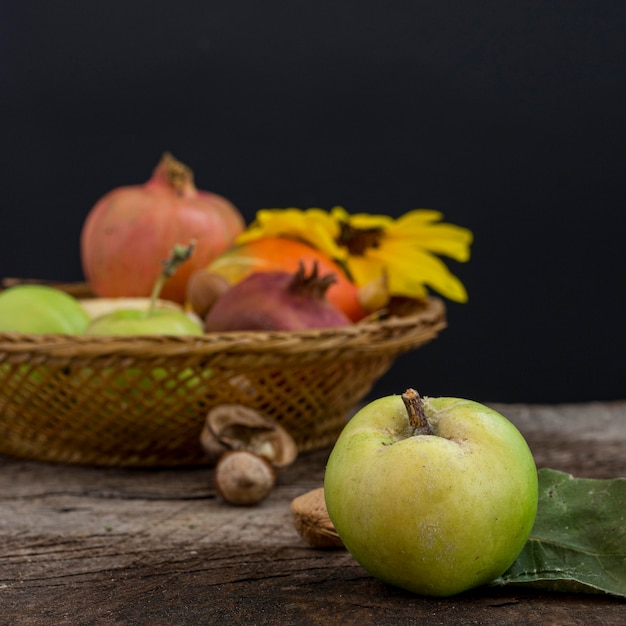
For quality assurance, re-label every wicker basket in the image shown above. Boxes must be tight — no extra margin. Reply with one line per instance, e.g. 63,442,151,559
0,289,446,467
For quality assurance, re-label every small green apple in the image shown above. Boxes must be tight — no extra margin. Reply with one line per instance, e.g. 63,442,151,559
0,285,90,334
324,389,538,597
85,308,203,336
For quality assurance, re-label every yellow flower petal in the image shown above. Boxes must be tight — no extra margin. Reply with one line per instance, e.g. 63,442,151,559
388,224,473,263
344,212,394,230
344,255,385,288
388,212,473,262
368,245,469,302
394,209,446,226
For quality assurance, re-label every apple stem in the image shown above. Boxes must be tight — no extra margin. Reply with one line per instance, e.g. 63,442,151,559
148,241,196,314
402,389,433,436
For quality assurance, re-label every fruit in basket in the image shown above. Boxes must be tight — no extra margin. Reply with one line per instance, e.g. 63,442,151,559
80,152,244,304
86,308,202,336
185,270,231,319
203,236,366,321
85,242,203,336
79,296,183,320
203,262,352,332
324,389,538,597
0,284,90,334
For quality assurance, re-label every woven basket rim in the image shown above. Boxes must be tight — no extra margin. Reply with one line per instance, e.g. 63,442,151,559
0,291,447,465
0,297,446,359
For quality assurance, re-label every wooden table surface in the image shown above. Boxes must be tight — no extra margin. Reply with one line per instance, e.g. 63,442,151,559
1,401,625,625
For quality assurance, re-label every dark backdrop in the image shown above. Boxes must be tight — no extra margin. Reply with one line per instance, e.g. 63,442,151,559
1,2,625,403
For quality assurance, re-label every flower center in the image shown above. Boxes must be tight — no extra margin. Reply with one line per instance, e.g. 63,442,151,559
338,222,384,255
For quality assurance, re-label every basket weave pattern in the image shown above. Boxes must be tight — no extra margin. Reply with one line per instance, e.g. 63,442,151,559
0,297,446,466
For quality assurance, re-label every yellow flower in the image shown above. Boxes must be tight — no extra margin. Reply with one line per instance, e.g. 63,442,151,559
237,206,473,303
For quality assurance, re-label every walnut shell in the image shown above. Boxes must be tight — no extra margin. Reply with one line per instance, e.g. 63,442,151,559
290,487,345,549
200,404,298,468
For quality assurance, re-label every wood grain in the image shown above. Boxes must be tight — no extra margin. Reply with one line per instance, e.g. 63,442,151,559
1,401,624,625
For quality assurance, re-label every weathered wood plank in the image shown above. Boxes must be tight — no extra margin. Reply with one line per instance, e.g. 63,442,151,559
0,402,624,625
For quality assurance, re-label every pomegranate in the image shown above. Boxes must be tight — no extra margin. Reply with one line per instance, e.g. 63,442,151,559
204,263,352,332
80,153,245,303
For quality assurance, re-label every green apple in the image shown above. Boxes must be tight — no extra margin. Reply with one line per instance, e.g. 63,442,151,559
0,285,90,334
85,308,203,336
324,389,538,597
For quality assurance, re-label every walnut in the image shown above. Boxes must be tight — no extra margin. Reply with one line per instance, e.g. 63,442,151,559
214,450,276,506
290,487,345,549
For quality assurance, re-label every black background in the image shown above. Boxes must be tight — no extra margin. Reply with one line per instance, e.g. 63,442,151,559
1,2,625,403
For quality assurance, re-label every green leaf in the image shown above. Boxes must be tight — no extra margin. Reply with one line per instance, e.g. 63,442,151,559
493,468,626,597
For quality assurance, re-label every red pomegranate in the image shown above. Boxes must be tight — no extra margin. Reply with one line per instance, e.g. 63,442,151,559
80,153,245,303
